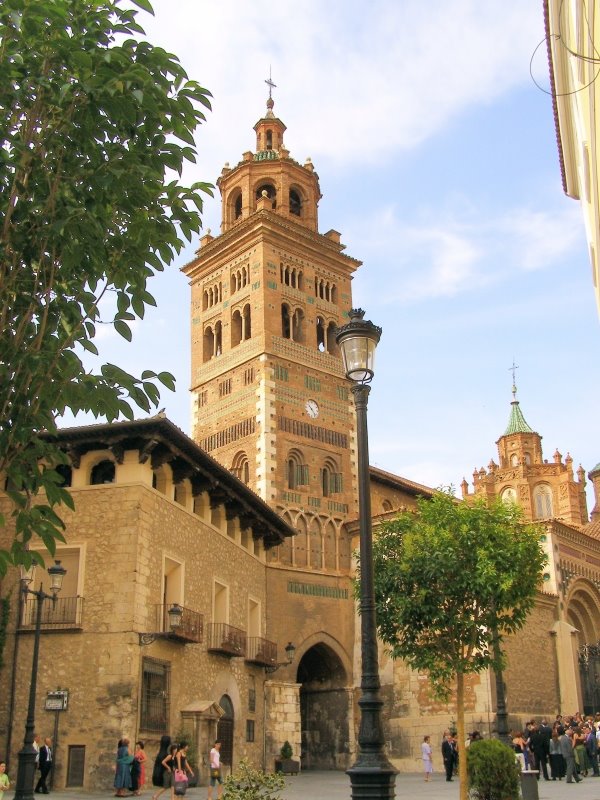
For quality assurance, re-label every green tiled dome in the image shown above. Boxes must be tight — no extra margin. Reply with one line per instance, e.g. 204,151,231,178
504,400,534,435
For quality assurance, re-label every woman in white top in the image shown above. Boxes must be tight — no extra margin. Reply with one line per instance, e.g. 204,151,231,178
421,735,433,781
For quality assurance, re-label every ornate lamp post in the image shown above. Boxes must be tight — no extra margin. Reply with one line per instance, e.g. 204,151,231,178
14,560,66,800
335,309,396,800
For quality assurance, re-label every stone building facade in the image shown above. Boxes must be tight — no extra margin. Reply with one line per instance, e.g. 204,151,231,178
3,94,600,787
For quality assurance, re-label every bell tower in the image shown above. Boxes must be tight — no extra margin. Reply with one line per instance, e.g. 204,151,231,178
182,92,361,576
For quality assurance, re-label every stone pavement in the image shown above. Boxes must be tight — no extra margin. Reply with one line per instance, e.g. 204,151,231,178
4,771,600,800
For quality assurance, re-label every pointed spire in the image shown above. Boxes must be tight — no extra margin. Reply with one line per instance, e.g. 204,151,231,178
503,375,534,435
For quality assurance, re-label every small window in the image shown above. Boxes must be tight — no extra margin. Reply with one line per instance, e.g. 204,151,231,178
90,460,115,485
289,189,302,216
246,719,255,742
140,658,170,732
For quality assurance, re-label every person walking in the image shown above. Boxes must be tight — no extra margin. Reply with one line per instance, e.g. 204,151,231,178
208,740,223,800
560,729,582,784
35,737,53,794
421,735,433,782
152,735,172,800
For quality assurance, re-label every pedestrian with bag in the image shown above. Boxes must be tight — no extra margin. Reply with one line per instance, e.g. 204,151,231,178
173,742,194,797
208,740,223,800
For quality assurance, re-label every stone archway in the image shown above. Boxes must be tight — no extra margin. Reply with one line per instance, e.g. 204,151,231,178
297,643,350,770
565,580,600,714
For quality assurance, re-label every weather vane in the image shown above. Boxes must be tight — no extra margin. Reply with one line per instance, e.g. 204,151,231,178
265,66,276,99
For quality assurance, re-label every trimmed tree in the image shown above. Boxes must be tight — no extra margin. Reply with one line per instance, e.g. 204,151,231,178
371,490,546,800
0,0,212,572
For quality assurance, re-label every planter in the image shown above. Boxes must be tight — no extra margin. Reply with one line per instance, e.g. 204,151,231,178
274,758,300,775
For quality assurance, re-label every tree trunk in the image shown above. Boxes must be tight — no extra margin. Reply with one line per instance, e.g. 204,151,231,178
456,671,468,800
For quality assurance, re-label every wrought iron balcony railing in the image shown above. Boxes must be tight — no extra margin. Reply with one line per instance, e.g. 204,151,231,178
245,636,278,667
19,596,84,631
207,622,247,657
153,604,203,644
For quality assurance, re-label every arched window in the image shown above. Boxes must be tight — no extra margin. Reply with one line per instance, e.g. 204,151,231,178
292,308,304,342
286,449,308,490
533,485,553,519
234,193,242,219
256,183,276,209
266,130,273,150
321,458,341,497
90,460,115,485
231,452,250,485
231,309,242,347
510,453,519,467
316,316,325,351
326,322,337,353
243,303,251,340
289,189,302,216
55,463,72,487
501,487,517,505
382,499,393,513
281,304,291,339
203,325,215,362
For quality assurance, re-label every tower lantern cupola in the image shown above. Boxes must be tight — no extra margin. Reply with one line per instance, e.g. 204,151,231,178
216,83,322,234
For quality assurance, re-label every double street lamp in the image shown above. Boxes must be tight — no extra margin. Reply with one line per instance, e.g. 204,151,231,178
335,309,396,800
14,560,66,800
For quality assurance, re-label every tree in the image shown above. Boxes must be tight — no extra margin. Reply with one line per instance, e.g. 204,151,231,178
0,0,213,572
371,490,546,800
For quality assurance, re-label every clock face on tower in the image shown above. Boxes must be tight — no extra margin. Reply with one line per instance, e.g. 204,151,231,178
305,399,319,419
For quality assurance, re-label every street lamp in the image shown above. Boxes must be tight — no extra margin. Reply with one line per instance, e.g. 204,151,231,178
335,309,396,800
15,559,66,800
265,641,296,674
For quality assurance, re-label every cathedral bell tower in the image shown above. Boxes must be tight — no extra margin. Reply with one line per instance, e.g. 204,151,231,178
183,92,361,576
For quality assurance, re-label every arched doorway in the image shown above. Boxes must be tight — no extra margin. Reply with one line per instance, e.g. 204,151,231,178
566,580,600,715
297,643,350,770
217,694,234,770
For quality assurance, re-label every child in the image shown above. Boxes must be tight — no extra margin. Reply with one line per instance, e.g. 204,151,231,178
0,761,11,800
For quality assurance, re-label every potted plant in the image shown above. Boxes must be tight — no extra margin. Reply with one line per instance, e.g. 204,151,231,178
274,741,300,775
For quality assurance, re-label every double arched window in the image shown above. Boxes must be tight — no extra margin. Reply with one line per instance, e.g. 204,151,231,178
231,451,250,485
286,449,309,490
533,484,553,519
231,304,251,347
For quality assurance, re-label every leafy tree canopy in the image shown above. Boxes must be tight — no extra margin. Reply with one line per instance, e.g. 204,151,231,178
371,490,546,800
372,490,546,691
0,0,213,572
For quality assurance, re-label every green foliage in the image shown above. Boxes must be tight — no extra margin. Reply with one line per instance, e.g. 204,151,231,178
467,739,520,800
223,759,285,800
0,593,10,669
371,490,546,697
0,0,213,571
279,741,293,760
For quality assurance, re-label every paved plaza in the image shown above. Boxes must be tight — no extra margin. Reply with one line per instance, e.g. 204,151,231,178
4,771,600,800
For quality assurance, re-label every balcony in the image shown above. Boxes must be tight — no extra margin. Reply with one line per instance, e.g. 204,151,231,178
245,636,278,667
152,604,203,644
207,622,247,657
19,596,84,631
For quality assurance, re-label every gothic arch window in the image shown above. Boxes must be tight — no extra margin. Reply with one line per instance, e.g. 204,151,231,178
533,484,553,519
231,309,242,347
90,459,115,485
243,303,251,340
281,303,291,339
321,457,342,497
292,308,304,342
231,451,250,485
255,183,276,209
286,449,309,490
234,192,242,220
316,316,325,351
501,486,517,505
203,325,215,362
289,189,302,217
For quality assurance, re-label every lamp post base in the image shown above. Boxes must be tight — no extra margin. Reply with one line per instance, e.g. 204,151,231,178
347,762,397,800
14,746,37,800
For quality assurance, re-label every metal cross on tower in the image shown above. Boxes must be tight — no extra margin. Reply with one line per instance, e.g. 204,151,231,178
265,67,276,99
509,358,519,397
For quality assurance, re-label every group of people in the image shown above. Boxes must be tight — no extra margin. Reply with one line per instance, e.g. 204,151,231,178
512,714,600,784
125,735,222,800
113,739,147,797
0,733,52,798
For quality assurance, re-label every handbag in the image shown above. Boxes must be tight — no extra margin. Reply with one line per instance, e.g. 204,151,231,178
173,768,188,797
211,768,220,779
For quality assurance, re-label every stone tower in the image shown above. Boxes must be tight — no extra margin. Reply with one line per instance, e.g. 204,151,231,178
462,382,588,525
182,93,362,574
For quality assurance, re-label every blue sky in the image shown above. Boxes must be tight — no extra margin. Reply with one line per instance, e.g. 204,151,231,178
80,1,600,507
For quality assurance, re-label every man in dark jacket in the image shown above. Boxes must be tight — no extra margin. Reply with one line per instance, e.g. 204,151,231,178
530,723,550,780
34,737,53,794
441,732,455,782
